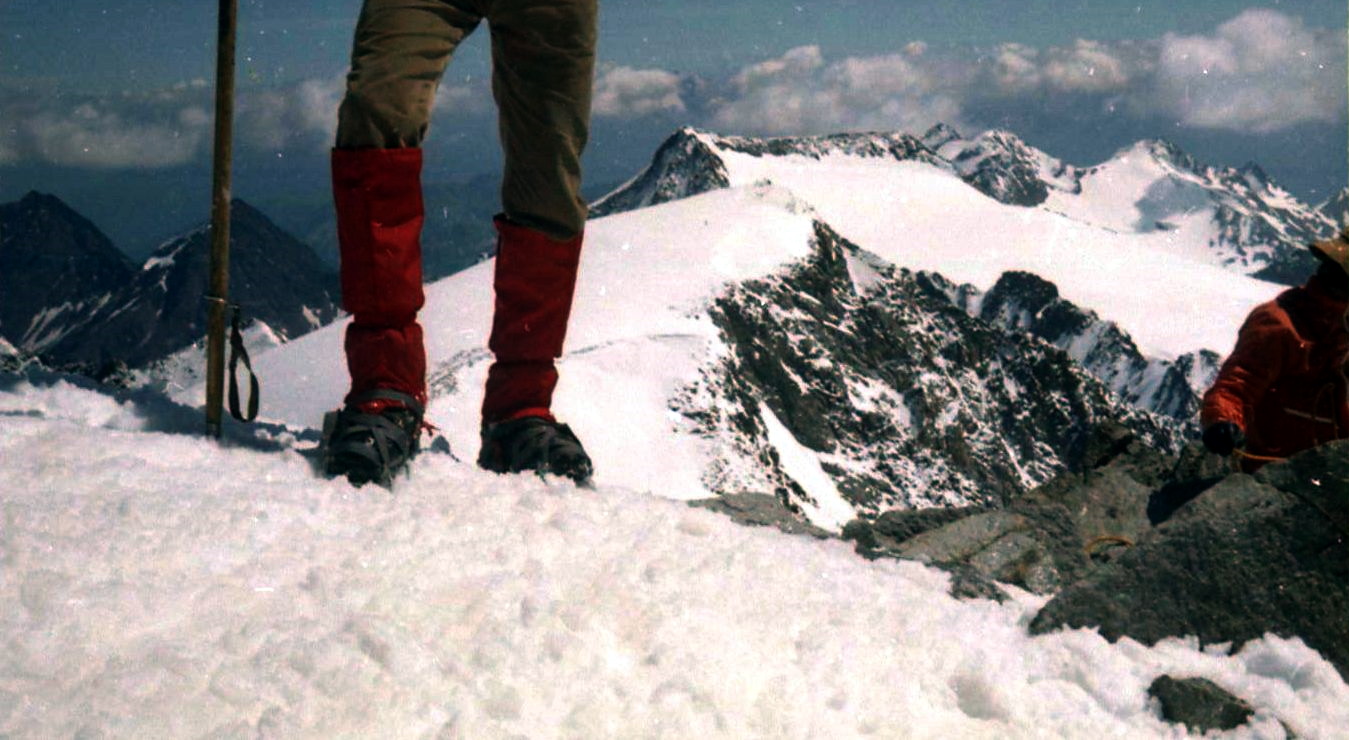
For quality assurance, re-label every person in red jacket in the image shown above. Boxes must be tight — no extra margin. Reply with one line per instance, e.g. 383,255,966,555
321,0,597,486
1201,229,1349,470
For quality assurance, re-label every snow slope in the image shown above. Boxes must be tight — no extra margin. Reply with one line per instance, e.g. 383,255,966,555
706,143,1282,360
3,377,1347,738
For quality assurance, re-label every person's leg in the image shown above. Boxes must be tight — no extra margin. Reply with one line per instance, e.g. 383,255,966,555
334,0,484,407
480,0,597,424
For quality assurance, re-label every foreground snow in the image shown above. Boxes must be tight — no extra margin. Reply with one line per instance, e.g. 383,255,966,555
3,378,1347,738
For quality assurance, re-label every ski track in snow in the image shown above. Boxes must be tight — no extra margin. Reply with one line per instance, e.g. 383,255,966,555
3,379,1348,738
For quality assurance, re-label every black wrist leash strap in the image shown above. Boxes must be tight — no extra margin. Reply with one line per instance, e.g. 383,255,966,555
228,304,260,422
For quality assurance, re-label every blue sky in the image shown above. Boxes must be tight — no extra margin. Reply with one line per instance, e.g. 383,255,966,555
1,1,1345,255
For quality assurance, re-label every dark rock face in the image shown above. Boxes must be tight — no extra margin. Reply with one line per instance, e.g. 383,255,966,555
1148,676,1254,733
960,271,1215,420
591,128,947,221
588,128,732,218
1029,441,1349,679
0,192,135,352
45,200,340,368
674,221,1183,518
926,128,1081,207
1322,187,1349,229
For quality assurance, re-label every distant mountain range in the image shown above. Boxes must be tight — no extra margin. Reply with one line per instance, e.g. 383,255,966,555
0,192,340,372
593,125,1340,286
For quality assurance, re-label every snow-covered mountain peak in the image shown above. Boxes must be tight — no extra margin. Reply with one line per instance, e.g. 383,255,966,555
1320,186,1349,228
1131,138,1202,174
598,126,1334,285
590,127,945,219
929,127,1083,205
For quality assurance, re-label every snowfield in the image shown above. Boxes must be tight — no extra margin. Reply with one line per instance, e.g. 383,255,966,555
3,378,1348,738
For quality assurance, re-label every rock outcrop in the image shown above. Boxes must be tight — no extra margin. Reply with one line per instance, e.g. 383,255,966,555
841,428,1348,679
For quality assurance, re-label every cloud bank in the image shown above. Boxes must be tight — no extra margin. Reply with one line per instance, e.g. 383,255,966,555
1,9,1342,169
702,8,1343,137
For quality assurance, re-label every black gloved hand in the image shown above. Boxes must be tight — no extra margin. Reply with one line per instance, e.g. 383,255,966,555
1201,421,1245,456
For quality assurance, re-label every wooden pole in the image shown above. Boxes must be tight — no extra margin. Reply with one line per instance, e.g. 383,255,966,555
205,0,238,438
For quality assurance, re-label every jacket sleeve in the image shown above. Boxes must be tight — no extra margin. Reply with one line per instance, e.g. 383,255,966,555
1201,303,1294,431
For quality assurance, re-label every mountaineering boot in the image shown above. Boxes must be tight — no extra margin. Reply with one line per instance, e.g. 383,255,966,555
476,215,592,482
478,415,593,484
322,389,424,487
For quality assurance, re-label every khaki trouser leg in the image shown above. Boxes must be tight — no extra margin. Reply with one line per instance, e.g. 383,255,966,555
337,0,484,149
487,0,597,239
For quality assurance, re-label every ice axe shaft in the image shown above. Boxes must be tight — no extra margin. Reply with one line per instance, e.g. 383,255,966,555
205,0,237,438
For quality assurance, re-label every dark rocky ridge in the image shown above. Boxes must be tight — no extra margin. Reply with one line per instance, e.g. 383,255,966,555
588,128,732,218
1030,440,1349,680
45,199,340,368
958,271,1218,420
1322,187,1349,228
0,192,136,352
674,219,1184,518
1148,676,1256,734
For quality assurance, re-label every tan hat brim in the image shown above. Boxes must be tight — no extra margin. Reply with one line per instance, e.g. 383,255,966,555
1311,231,1349,273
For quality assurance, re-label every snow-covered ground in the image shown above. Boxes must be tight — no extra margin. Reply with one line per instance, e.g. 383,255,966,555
3,137,1325,737
3,378,1347,738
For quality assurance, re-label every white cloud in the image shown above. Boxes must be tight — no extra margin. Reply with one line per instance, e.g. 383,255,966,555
711,45,968,136
988,44,1043,93
237,76,344,151
1043,40,1132,93
701,10,1344,139
593,66,685,118
1145,9,1346,133
21,101,209,169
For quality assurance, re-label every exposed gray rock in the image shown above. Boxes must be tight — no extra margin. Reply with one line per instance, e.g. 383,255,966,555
841,512,1007,602
1148,676,1254,733
839,425,1179,594
588,128,732,218
842,507,979,553
689,493,833,540
1321,187,1349,228
1029,441,1349,679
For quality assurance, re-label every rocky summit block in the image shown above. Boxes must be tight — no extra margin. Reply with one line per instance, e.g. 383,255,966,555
1029,440,1349,680
1148,676,1255,734
838,424,1348,680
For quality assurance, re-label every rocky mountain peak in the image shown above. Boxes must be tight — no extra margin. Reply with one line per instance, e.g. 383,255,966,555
43,199,339,369
0,191,135,353
1137,138,1202,174
675,220,1184,520
919,122,963,150
1321,187,1349,228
